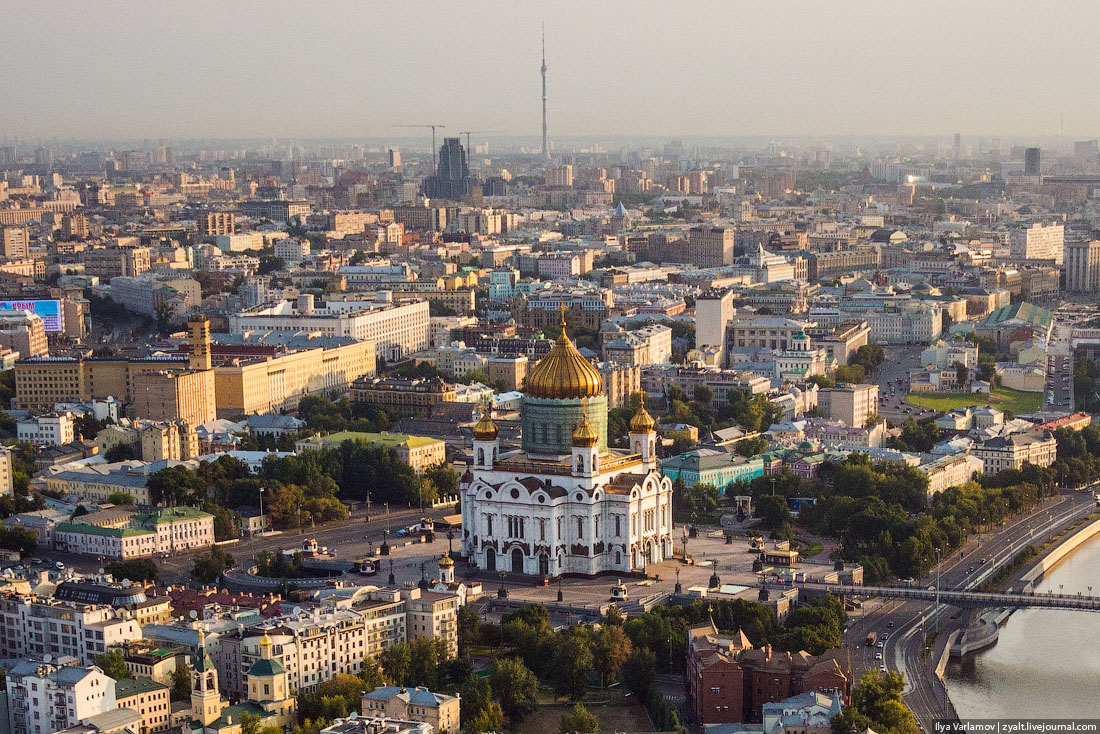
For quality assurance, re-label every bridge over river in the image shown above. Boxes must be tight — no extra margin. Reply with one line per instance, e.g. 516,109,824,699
783,581,1100,612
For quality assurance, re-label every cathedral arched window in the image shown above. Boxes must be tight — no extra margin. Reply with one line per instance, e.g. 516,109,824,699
576,455,584,473
477,448,484,465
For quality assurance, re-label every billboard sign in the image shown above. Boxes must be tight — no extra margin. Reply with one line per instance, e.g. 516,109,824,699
0,300,63,332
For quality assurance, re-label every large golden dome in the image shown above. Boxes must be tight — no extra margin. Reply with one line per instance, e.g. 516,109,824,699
524,310,603,399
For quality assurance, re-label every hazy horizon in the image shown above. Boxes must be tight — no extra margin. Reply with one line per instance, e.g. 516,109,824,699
3,1,1097,143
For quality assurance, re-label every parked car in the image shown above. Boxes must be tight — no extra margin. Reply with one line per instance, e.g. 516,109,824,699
54,562,64,570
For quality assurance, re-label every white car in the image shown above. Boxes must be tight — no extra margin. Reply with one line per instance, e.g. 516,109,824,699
54,562,65,570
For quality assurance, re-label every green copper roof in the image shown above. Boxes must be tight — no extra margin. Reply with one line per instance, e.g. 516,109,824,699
248,658,286,677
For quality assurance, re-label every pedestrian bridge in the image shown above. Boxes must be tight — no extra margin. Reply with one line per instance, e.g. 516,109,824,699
788,581,1100,612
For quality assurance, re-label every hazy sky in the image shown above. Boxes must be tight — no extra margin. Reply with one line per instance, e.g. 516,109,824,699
2,1,1096,142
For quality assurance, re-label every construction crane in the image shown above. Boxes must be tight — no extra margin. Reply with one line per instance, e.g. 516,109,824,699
394,124,446,173
456,130,503,167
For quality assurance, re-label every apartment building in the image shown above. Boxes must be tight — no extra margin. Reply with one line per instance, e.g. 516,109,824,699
350,376,456,416
115,677,171,734
360,686,460,734
695,288,736,363
520,288,614,330
131,369,216,427
405,590,458,656
818,384,878,428
596,361,642,410
0,596,143,664
603,324,673,366
17,411,76,446
642,365,771,409
0,225,30,259
1065,240,1100,293
687,226,735,267
0,310,48,358
1010,222,1064,264
920,453,984,495
62,213,90,239
974,430,1058,474
108,275,201,320
198,212,235,237
7,659,117,734
83,246,151,279
862,303,942,345
229,296,429,363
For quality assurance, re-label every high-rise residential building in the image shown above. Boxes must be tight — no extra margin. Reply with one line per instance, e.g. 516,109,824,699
0,225,29,259
545,164,573,187
7,659,118,734
695,289,736,364
198,212,235,237
687,226,735,267
1024,146,1041,175
819,383,879,428
0,310,48,358
131,369,216,427
61,213,89,239
1065,240,1100,293
422,138,470,200
1010,222,1064,264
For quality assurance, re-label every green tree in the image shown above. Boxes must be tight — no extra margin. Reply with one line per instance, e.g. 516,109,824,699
559,703,600,734
491,657,539,722
104,444,137,463
95,649,133,680
461,674,504,733
622,647,656,696
239,712,262,734
458,604,482,654
107,491,136,505
593,624,632,686
170,661,191,701
551,629,593,699
831,670,919,734
408,637,449,690
735,436,770,457
834,364,866,384
203,502,241,541
379,641,411,686
106,559,159,583
190,547,235,584
755,494,790,530
359,655,386,690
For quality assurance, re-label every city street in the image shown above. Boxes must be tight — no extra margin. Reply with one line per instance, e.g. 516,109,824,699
840,490,1096,731
873,345,936,422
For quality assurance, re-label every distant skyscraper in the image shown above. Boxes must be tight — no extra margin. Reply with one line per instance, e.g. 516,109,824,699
1025,147,1041,175
422,138,471,200
541,24,549,160
953,133,961,162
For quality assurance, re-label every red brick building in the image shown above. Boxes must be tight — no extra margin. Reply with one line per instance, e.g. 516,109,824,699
687,620,851,725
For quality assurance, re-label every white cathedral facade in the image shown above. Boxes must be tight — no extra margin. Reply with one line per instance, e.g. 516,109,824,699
460,315,674,577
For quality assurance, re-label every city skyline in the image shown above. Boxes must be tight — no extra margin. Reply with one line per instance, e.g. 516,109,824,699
3,1,1099,141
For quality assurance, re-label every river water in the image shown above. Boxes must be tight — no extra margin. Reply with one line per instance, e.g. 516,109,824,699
945,533,1100,718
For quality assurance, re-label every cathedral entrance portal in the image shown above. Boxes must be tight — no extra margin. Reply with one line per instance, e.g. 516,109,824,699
485,547,496,572
511,548,524,574
646,540,656,565
539,553,550,576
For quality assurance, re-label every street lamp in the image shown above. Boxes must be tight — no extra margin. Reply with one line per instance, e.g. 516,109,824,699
934,547,942,634
498,570,508,599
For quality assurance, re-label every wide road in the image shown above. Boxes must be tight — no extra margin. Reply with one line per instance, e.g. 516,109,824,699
841,490,1095,732
874,345,936,422
28,504,456,587
1045,319,1074,412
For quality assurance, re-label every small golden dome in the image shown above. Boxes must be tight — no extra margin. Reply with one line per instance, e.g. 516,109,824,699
572,411,599,447
259,631,272,648
472,408,499,440
630,393,656,432
438,554,454,568
524,307,603,399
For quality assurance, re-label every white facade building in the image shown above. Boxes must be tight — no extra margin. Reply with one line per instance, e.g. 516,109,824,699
17,411,75,446
7,659,117,734
461,320,674,576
